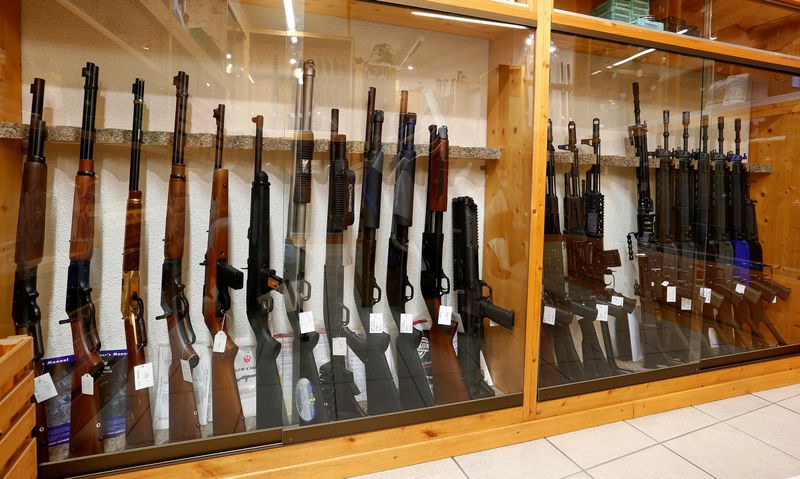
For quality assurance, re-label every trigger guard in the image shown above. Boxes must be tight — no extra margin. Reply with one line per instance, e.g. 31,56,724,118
301,279,312,302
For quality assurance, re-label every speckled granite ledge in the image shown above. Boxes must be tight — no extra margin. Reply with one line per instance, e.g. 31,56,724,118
0,122,500,160
552,151,772,172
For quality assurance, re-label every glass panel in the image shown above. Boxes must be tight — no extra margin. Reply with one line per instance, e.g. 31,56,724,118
6,0,533,472
554,0,800,58
539,31,799,396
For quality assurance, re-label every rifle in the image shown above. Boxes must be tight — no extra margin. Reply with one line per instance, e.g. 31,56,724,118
422,124,469,404
202,105,246,435
155,71,201,442
12,78,49,461
122,79,154,448
559,121,611,380
318,109,364,420
283,61,330,425
343,88,401,415
387,105,434,410
452,196,514,398
627,82,675,368
540,119,583,386
60,62,104,458
246,115,285,429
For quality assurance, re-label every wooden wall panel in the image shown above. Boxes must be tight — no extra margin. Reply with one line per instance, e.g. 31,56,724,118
0,0,22,337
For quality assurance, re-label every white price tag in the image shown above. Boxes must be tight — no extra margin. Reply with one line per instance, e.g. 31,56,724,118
708,327,720,349
369,313,384,334
773,296,778,304
400,313,414,333
611,296,624,307
81,373,94,396
681,297,692,311
212,331,227,353
299,311,315,334
33,373,58,403
134,362,154,390
735,283,746,295
700,287,712,304
180,358,193,383
543,306,556,325
437,305,453,326
661,280,670,287
667,286,677,303
596,304,608,322
332,337,348,356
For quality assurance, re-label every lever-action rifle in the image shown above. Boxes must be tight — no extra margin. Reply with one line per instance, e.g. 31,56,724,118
423,124,469,405
61,62,104,458
387,103,435,410
156,71,202,442
12,78,49,461
319,109,364,420
452,196,514,398
344,88,401,415
283,61,330,425
246,115,285,429
122,78,154,448
202,104,246,435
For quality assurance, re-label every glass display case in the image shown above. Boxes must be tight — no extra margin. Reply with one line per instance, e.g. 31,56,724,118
538,30,800,398
0,0,535,475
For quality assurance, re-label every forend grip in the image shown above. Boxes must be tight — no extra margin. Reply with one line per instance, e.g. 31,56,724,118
69,160,96,261
15,161,47,266
393,144,417,228
362,150,384,229
328,134,356,231
481,298,514,329
123,191,143,272
427,126,449,212
294,131,314,204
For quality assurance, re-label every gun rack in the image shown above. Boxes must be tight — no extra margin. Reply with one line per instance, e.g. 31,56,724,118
551,151,772,172
0,122,501,160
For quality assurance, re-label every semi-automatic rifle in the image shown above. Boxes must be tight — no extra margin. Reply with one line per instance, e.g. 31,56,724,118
540,119,583,386
387,106,435,410
202,105,246,435
344,88,401,415
319,109,364,420
627,82,675,368
422,124,470,404
12,78,49,461
122,79,154,448
61,62,104,458
559,122,611,379
156,71,201,442
283,61,330,425
452,196,514,398
246,115,285,429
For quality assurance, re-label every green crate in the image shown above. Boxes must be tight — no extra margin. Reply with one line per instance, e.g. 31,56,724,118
596,11,633,22
631,17,664,30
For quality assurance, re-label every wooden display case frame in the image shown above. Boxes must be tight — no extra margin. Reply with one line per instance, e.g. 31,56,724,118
1,0,799,477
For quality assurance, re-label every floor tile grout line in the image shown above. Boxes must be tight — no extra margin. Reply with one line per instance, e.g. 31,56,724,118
562,440,660,471
451,456,472,479
774,400,800,417
753,389,800,404
544,437,590,475
660,440,720,479
723,409,800,463
692,396,775,422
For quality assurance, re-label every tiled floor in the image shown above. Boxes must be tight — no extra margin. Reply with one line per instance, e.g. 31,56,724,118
350,384,800,479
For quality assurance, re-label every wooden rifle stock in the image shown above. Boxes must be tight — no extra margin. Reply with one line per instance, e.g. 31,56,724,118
203,106,246,435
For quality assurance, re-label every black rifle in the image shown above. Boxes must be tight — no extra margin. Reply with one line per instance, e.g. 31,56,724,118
319,109,364,420
559,121,612,380
386,107,435,410
282,61,330,425
540,119,584,386
12,78,49,461
627,82,675,368
246,115,285,429
452,196,514,398
343,88,402,415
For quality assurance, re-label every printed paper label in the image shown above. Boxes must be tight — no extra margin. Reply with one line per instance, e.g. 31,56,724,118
134,362,155,390
700,287,712,304
611,296,624,307
667,286,677,303
596,304,609,322
81,373,94,395
681,297,692,311
400,313,414,333
735,283,746,295
332,337,348,356
299,311,315,334
662,280,670,287
437,305,453,326
543,306,556,325
181,359,193,383
369,313,384,334
212,331,227,353
33,373,58,403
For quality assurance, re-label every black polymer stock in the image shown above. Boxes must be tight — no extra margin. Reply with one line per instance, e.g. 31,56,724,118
342,87,402,415
452,196,514,399
319,109,364,420
246,115,285,429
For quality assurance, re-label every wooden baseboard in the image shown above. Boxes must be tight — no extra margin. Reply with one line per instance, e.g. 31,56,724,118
106,355,800,479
